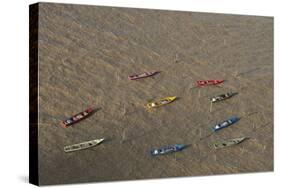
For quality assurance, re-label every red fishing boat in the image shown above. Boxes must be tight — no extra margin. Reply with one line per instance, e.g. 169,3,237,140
128,71,159,80
61,107,94,128
197,80,224,87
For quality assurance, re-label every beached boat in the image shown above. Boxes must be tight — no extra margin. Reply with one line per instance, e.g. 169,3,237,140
197,80,224,87
64,138,105,153
128,71,159,80
146,96,177,109
212,116,239,132
150,144,186,156
213,137,247,149
210,92,237,103
61,107,94,128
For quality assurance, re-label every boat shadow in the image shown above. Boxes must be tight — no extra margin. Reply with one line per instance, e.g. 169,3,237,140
92,107,102,114
182,144,191,150
174,97,181,102
230,91,239,97
150,71,161,80
100,137,112,145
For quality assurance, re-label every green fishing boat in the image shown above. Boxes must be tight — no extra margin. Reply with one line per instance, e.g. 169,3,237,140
213,137,247,149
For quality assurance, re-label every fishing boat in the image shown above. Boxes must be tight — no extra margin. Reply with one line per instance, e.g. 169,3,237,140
212,116,239,132
213,137,247,149
197,80,224,87
61,107,94,128
150,144,186,156
146,96,176,109
64,138,105,153
210,92,237,103
128,71,159,80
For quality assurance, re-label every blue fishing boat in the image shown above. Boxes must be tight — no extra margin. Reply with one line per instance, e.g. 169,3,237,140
212,116,239,132
150,144,186,156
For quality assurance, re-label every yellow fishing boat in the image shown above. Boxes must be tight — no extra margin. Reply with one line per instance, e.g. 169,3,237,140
146,96,177,109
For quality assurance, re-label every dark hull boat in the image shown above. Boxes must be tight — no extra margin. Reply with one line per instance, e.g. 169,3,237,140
210,92,237,103
212,116,239,132
128,71,159,80
197,80,224,87
150,144,186,156
61,107,94,128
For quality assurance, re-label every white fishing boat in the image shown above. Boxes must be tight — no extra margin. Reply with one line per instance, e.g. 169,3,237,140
64,138,105,153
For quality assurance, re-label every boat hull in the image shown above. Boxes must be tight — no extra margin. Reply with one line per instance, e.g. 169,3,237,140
210,92,236,103
197,80,224,87
128,71,159,80
61,107,94,128
212,116,239,132
150,144,186,156
64,138,105,153
146,96,177,108
213,137,247,149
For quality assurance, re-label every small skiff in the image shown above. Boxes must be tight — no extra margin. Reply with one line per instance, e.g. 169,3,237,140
146,96,176,109
61,107,94,128
213,137,247,149
64,138,105,153
150,144,186,156
197,80,224,87
128,71,159,80
212,116,239,132
210,92,237,103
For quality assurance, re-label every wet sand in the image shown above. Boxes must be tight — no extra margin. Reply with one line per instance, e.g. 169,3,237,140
36,3,273,185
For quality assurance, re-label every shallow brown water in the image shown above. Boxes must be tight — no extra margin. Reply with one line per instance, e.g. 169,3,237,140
36,3,273,185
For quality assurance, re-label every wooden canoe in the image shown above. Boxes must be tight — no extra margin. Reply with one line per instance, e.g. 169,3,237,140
210,92,237,103
64,138,105,153
213,137,247,149
146,96,176,109
197,80,224,87
128,71,159,80
61,107,94,128
150,144,186,156
212,116,239,132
